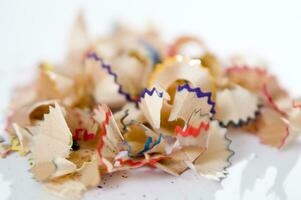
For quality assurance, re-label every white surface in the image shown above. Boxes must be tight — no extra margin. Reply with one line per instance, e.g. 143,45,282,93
0,0,301,199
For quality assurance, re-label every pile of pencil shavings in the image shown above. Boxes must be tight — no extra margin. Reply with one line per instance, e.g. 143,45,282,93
1,13,301,199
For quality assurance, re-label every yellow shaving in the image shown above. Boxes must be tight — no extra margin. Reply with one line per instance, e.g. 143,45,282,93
147,56,178,88
148,56,217,99
41,62,53,72
10,136,27,156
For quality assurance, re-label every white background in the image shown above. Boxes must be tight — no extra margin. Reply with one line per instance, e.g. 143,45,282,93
0,0,301,199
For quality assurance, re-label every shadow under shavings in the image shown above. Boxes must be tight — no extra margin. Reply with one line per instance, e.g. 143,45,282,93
228,131,301,200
